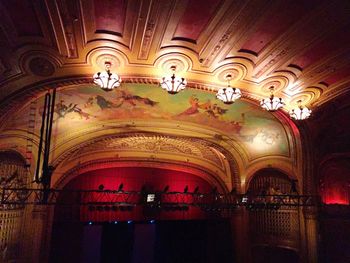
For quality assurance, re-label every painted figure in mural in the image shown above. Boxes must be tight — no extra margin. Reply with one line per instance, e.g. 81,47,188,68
84,97,94,108
54,100,94,120
205,103,228,119
55,100,73,117
177,95,229,119
73,107,94,120
89,92,158,110
95,95,120,110
177,95,201,116
114,90,158,107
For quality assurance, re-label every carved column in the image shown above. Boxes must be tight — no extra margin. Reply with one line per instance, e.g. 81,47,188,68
299,123,319,263
230,207,251,263
18,204,32,263
303,207,319,263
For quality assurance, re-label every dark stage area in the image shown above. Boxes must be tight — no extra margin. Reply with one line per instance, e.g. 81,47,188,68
50,219,234,263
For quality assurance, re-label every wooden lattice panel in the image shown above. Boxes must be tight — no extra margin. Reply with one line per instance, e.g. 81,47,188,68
0,210,23,260
248,169,300,249
0,151,27,261
250,210,299,239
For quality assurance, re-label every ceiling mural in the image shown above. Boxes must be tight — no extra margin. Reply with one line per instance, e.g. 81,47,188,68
4,83,289,159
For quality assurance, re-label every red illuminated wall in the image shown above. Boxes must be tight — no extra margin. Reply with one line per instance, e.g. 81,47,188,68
55,167,218,222
320,158,350,205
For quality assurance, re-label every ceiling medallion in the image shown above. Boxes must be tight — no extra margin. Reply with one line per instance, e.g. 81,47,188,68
29,57,55,77
289,100,312,120
260,86,285,111
160,65,187,94
93,61,121,91
216,74,241,104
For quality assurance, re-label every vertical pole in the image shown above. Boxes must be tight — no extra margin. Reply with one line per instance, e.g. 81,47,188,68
42,88,56,203
34,88,56,203
35,93,50,183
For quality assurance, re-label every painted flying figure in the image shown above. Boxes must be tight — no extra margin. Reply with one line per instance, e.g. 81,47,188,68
55,100,94,120
115,90,158,107
177,95,201,116
95,95,120,110
204,103,228,118
177,95,228,117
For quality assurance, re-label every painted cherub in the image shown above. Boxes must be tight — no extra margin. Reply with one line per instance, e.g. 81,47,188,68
205,103,228,119
177,95,201,116
177,95,223,117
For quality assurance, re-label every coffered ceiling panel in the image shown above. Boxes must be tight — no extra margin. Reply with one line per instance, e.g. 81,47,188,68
173,0,221,43
83,0,138,47
2,0,43,37
0,0,350,113
240,0,317,55
94,0,127,36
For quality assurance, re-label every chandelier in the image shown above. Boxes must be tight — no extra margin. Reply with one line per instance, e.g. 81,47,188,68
93,61,121,91
260,86,285,111
216,74,241,104
289,100,312,120
160,65,187,94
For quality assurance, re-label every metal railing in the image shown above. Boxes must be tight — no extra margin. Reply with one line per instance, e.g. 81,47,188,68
0,187,321,209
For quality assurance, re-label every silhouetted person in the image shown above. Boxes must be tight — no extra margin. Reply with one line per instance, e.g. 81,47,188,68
291,180,298,194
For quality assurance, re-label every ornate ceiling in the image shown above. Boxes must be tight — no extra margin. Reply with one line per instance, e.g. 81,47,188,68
1,0,350,112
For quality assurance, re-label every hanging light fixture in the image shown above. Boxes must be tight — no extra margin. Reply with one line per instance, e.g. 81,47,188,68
289,100,312,120
93,61,121,91
260,86,285,111
216,74,241,104
160,65,187,94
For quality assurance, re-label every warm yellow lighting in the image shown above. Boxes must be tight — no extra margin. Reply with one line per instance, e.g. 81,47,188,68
260,86,285,111
160,65,187,94
216,74,241,104
290,100,311,120
93,61,121,91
